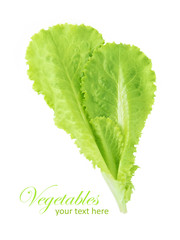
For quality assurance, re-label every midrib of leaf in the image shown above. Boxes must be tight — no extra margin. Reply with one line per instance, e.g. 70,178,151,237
117,47,129,135
117,68,125,130
117,48,130,173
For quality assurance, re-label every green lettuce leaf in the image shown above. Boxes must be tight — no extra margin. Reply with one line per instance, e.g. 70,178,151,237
90,117,123,179
82,43,156,211
26,25,156,213
26,24,111,174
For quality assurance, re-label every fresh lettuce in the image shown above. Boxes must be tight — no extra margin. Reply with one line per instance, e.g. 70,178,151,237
26,24,156,212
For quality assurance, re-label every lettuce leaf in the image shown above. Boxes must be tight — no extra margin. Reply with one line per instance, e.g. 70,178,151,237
90,117,123,179
26,24,111,174
82,43,156,211
26,24,156,213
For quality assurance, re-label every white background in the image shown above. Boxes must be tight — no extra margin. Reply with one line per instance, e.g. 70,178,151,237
1,0,180,239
